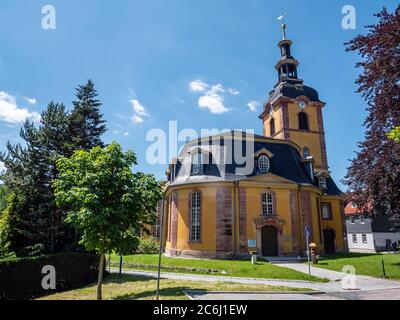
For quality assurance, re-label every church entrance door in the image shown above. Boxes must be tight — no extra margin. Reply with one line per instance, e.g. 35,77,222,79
323,229,336,253
261,226,278,256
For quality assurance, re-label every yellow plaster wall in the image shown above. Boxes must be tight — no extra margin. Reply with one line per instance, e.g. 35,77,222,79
245,187,293,253
287,103,318,131
172,187,217,253
320,197,345,250
262,108,283,137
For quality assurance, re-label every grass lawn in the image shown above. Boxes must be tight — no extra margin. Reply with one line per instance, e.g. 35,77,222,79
40,274,312,300
109,254,327,282
314,253,400,280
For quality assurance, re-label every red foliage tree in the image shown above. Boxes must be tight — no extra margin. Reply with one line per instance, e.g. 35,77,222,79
343,6,400,227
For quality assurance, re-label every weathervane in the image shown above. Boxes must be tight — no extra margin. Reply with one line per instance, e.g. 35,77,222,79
277,9,288,40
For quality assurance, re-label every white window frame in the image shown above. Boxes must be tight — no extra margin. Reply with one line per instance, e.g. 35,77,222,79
360,216,365,224
258,155,270,173
261,192,274,216
321,203,332,220
362,234,368,244
190,192,201,241
352,234,358,243
192,153,203,175
319,176,327,189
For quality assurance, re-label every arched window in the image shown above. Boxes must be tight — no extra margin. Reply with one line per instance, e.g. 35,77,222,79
298,112,309,130
303,147,310,157
258,155,270,173
192,153,203,174
190,192,201,241
261,192,274,216
270,118,276,136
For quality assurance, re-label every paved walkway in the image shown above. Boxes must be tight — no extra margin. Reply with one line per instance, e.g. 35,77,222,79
112,265,400,294
275,262,400,292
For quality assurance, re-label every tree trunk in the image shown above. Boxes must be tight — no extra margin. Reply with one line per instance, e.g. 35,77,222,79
97,254,105,300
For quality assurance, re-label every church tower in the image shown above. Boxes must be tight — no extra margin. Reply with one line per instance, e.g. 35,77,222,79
259,23,329,172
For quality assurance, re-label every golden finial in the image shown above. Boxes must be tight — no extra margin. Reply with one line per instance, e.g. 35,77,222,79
278,9,287,40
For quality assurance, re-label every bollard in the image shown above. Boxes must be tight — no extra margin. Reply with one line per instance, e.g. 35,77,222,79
250,251,258,265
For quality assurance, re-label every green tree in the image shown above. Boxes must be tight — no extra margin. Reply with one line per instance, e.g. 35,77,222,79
388,126,400,143
0,81,108,257
68,80,107,153
53,142,163,300
0,184,8,213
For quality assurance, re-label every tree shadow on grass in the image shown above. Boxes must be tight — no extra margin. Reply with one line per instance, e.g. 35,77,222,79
104,274,154,285
113,287,190,300
321,253,382,260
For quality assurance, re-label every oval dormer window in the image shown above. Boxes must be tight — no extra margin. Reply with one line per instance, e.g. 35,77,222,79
258,155,270,173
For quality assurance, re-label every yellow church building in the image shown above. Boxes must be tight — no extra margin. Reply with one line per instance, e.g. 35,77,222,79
160,28,347,258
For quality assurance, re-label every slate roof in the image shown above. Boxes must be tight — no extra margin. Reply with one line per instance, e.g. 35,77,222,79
169,131,342,196
268,80,322,104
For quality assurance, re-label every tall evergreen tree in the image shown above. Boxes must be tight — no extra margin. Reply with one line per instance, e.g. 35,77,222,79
343,6,400,227
68,80,107,152
0,80,108,256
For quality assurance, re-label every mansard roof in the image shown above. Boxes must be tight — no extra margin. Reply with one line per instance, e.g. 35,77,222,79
168,131,342,196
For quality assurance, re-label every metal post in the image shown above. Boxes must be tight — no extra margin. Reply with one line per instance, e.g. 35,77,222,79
156,198,165,300
382,259,387,279
306,235,311,276
119,255,123,277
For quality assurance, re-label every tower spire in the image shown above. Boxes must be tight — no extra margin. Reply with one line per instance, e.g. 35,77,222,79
277,9,288,40
275,12,302,85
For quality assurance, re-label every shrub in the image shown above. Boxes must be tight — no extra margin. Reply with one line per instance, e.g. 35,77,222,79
138,236,159,254
0,252,100,300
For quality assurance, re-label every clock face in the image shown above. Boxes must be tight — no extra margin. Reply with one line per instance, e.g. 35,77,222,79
298,101,307,110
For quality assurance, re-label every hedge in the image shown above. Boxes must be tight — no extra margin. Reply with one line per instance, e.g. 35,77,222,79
0,252,100,300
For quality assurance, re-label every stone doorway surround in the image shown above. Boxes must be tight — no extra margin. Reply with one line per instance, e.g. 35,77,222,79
254,216,285,257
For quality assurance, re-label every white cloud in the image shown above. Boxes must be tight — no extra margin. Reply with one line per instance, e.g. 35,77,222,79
0,161,5,172
228,88,240,96
129,99,149,124
130,99,148,116
0,91,41,124
113,130,130,137
190,81,230,114
247,101,260,112
189,80,209,92
131,115,144,124
25,97,37,105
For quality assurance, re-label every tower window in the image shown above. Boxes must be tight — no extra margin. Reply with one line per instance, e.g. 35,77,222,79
258,155,270,173
298,112,309,131
261,192,274,216
303,147,310,157
190,192,201,241
270,118,275,136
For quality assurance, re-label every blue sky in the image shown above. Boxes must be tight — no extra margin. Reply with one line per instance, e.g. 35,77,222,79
0,0,398,188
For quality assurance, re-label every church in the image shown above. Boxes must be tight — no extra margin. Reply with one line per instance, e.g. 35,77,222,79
160,25,347,258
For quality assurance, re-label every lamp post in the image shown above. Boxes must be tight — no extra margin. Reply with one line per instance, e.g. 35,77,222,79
156,197,165,300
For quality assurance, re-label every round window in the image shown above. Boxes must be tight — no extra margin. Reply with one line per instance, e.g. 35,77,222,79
258,155,270,173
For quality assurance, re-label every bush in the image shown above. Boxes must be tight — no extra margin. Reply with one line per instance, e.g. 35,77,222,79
0,252,100,300
138,236,159,254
